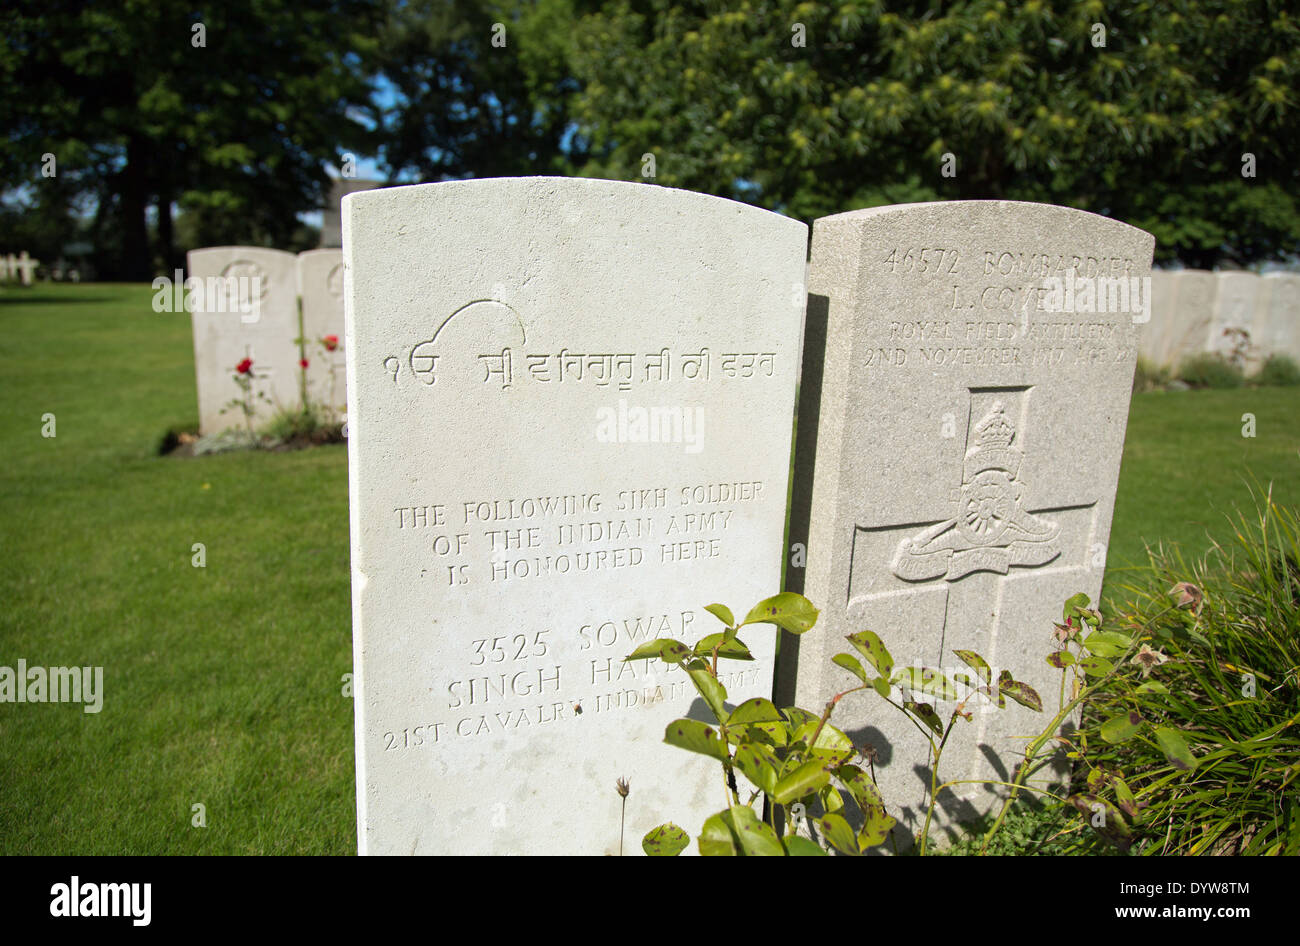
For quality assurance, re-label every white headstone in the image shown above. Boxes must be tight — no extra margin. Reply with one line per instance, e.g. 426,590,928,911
344,177,807,855
1259,273,1300,365
1212,271,1263,370
1138,271,1177,367
1163,270,1217,372
784,201,1154,839
297,249,347,420
16,251,39,285
187,247,301,435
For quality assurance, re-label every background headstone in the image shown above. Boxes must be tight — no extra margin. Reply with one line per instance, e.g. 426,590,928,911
344,177,806,855
14,251,39,285
1137,270,1176,367
187,246,301,435
320,178,383,248
783,201,1154,840
298,248,347,419
1163,270,1217,372
1259,272,1300,366
1212,271,1263,370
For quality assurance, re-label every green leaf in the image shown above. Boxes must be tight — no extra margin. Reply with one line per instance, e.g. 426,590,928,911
998,679,1043,712
1062,592,1090,623
698,810,739,856
729,804,785,856
1113,774,1140,822
904,700,944,735
792,720,855,765
1068,793,1132,852
846,630,894,678
820,783,845,814
953,649,992,684
834,764,885,809
663,718,731,761
727,697,783,726
741,592,819,634
1154,726,1197,772
641,823,689,856
1046,650,1076,669
1082,631,1131,658
782,707,819,729
872,676,891,698
1079,655,1114,678
692,632,754,661
1135,680,1169,695
892,666,959,701
1101,710,1143,744
733,743,779,795
858,806,897,849
833,652,869,683
704,603,735,627
783,836,828,856
686,667,728,722
773,758,831,805
624,638,691,663
730,721,788,748
819,812,860,855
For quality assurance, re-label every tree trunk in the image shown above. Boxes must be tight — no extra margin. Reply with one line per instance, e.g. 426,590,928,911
157,183,175,274
119,134,152,281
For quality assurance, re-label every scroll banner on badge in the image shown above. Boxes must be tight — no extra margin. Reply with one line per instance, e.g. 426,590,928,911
892,512,1061,582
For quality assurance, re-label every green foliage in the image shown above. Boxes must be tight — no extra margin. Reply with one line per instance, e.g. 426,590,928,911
0,1,383,276
261,402,343,447
937,804,1093,857
1253,354,1300,387
634,592,1056,855
369,0,589,181
1177,352,1245,388
570,0,1300,266
1067,495,1300,855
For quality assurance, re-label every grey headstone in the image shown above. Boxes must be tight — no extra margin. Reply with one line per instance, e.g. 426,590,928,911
783,201,1154,840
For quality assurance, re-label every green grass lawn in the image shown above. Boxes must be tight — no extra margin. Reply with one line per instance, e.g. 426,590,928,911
1,283,1297,854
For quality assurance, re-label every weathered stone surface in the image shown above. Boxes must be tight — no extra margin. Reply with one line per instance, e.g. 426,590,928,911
784,201,1153,843
187,247,301,435
344,177,806,855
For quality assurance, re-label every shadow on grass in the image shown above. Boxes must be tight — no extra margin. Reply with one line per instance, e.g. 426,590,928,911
0,294,119,306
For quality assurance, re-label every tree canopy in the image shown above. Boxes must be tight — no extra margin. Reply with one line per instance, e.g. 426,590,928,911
3,0,1296,275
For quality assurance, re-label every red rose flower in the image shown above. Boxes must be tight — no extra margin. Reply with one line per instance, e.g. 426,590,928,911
300,358,309,369
322,335,339,351
236,357,252,374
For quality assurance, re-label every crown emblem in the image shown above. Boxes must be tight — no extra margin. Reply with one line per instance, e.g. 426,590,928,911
973,402,1015,449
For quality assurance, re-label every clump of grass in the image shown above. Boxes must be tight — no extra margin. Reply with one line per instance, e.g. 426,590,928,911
1070,490,1300,855
261,402,342,446
1253,354,1300,388
1133,356,1171,393
1177,352,1244,389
